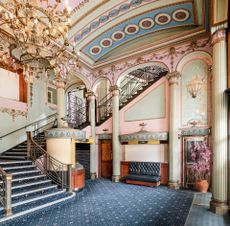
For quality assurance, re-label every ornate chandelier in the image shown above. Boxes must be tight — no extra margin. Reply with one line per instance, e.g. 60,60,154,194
186,75,203,98
0,0,71,61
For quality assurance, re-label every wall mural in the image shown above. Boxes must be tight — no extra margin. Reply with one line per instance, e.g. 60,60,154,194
181,60,208,126
83,2,194,60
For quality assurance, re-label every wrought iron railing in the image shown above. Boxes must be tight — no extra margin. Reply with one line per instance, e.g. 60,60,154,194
67,92,88,129
0,168,12,216
27,132,72,192
97,65,168,123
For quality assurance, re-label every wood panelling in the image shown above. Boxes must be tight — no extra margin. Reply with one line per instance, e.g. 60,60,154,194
160,163,169,185
101,140,112,179
72,168,85,190
120,161,129,178
19,72,27,103
228,32,230,88
120,161,169,185
126,180,160,187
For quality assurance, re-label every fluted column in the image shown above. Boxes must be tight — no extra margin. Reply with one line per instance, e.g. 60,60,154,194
55,80,66,128
87,92,97,179
167,71,180,189
111,85,120,182
210,28,228,215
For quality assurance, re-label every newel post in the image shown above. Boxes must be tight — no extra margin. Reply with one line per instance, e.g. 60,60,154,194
26,131,32,159
4,173,12,216
67,164,72,192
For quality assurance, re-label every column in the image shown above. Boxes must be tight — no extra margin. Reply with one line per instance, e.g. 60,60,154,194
55,80,66,128
210,28,228,215
167,71,180,189
87,92,97,179
110,85,120,182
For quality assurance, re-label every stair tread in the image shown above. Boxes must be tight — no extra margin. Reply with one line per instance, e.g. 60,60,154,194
12,179,51,189
3,165,35,170
12,184,57,197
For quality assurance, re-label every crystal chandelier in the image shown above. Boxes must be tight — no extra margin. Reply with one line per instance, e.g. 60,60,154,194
186,75,203,98
0,0,71,60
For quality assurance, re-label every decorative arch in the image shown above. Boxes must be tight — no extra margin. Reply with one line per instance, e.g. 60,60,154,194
116,61,169,86
92,76,112,92
176,51,212,73
66,72,92,92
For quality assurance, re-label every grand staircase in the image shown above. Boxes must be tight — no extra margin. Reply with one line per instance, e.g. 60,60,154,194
0,133,75,221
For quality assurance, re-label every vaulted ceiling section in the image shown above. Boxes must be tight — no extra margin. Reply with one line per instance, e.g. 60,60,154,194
68,0,209,68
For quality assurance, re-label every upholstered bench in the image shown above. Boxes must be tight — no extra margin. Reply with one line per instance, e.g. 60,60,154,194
124,162,161,186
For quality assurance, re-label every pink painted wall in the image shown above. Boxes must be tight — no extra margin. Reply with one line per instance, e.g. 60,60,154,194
96,77,169,135
120,77,169,134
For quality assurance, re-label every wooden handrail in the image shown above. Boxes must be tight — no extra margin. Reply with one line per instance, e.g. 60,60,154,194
0,113,57,139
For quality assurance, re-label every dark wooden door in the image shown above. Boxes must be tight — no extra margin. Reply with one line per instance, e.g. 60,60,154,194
101,140,112,179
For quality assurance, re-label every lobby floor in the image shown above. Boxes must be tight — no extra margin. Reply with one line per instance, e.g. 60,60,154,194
1,180,230,226
185,192,230,226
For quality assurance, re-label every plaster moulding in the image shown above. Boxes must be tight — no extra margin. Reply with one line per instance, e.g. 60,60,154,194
0,107,27,121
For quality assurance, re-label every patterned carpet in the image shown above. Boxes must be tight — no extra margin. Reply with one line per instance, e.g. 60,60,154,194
2,179,194,226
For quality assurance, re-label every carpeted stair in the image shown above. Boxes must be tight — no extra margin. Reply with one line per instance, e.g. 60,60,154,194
0,133,45,161
0,134,75,222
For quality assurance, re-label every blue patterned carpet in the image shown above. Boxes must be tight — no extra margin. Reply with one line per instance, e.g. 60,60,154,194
2,179,194,226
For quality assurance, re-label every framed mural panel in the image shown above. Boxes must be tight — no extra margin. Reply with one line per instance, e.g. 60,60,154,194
182,135,208,188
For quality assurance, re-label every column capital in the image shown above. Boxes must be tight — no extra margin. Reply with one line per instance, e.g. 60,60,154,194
166,71,181,85
211,29,226,46
110,85,120,96
85,91,96,101
54,80,66,89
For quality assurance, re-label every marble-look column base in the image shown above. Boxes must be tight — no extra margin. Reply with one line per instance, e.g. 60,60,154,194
112,175,120,183
90,173,97,180
168,181,180,189
210,199,228,215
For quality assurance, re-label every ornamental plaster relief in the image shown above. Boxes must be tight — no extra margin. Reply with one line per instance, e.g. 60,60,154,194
91,37,211,85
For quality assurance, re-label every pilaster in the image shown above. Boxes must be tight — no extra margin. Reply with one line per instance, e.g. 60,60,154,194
86,91,97,179
166,71,181,189
210,28,228,215
110,85,120,182
55,80,66,128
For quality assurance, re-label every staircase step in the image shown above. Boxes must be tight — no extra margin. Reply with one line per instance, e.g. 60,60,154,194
0,160,32,167
11,169,40,176
12,179,51,190
5,152,27,155
0,156,27,160
3,166,37,174
12,184,57,198
11,189,65,208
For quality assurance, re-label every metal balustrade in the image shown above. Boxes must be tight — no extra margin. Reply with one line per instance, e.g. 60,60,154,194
27,132,72,192
0,168,12,216
97,65,168,124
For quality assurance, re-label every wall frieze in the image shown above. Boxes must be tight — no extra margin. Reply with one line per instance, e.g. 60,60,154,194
91,37,211,83
0,108,28,121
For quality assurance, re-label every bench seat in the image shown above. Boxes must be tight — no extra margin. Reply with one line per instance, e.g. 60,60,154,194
124,162,161,187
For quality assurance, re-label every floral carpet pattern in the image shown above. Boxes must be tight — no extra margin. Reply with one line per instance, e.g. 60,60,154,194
2,179,194,226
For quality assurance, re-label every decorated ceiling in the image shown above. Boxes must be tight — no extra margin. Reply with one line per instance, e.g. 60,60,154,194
68,0,208,67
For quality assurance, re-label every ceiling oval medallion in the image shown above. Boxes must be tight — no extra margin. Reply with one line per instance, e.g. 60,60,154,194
99,15,109,23
90,21,100,30
139,18,154,29
111,31,125,41
124,24,139,35
155,13,171,25
119,3,130,12
90,46,102,55
172,9,190,22
100,38,113,48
